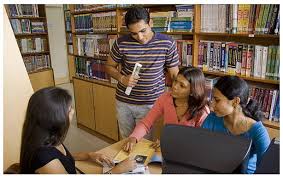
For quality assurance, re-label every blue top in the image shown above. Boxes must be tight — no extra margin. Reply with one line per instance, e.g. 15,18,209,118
201,113,270,174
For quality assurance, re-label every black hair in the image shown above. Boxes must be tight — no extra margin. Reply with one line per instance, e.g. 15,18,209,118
125,6,150,27
20,87,72,173
177,66,207,120
214,76,264,121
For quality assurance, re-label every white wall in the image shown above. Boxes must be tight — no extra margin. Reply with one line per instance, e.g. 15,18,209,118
3,8,34,170
46,4,69,85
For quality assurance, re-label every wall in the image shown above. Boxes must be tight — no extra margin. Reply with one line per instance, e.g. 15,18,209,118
46,4,69,85
3,8,34,170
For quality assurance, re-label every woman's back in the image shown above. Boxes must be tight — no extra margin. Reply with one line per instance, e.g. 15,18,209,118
21,144,76,174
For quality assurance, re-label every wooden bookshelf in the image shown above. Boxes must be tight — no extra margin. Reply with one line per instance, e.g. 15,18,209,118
262,119,280,130
22,51,50,56
196,32,280,39
5,4,55,91
74,31,118,35
9,16,46,20
74,76,117,88
65,4,280,141
203,71,279,85
71,7,117,15
27,67,53,74
63,7,74,82
193,4,280,138
15,33,48,37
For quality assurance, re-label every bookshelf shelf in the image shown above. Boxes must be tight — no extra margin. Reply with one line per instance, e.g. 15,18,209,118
196,32,280,39
71,8,117,15
202,71,279,85
22,51,50,56
74,54,108,60
15,33,48,37
74,31,118,35
262,119,280,129
9,16,46,20
27,67,53,74
74,76,117,88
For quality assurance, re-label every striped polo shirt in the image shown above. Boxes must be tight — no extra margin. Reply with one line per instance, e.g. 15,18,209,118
110,32,179,105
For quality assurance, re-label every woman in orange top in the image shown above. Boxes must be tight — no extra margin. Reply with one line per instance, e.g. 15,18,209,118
123,66,210,152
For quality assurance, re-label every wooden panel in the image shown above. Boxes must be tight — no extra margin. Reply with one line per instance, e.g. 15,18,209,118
73,78,95,130
68,55,75,81
28,69,54,91
93,84,119,141
265,127,280,140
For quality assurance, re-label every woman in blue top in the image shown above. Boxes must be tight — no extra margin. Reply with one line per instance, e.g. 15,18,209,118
202,76,270,174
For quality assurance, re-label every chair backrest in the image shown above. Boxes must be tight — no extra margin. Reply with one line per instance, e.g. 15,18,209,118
255,138,279,174
4,163,20,174
161,124,252,173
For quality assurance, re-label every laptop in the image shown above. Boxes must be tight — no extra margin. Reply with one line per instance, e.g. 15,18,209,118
160,124,252,173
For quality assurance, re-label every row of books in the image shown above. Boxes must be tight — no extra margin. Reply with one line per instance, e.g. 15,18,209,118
201,4,280,34
75,34,116,57
249,86,279,122
17,37,48,53
176,40,193,67
74,4,116,12
66,33,73,43
74,14,93,32
63,4,70,11
8,4,39,17
75,57,109,81
10,19,45,34
93,12,117,32
198,40,280,80
150,5,194,33
23,55,51,73
65,11,71,32
204,75,220,102
68,45,73,54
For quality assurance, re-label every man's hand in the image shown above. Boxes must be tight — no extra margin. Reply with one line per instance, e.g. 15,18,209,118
120,74,140,87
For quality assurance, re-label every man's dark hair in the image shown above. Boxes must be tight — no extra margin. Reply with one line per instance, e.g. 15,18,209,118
125,6,150,27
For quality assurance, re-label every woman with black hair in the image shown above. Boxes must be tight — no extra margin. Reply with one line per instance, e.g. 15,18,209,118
20,87,136,174
202,76,270,174
123,66,210,152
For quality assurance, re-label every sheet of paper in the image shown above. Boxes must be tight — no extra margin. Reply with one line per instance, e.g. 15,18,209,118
113,139,155,165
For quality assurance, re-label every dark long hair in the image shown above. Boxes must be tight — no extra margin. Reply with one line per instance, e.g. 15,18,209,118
20,87,72,172
125,6,150,27
214,76,264,121
178,66,207,120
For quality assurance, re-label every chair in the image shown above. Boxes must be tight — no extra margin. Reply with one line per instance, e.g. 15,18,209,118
4,163,20,174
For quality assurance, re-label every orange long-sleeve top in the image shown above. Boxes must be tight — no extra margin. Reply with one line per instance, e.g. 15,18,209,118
130,92,210,141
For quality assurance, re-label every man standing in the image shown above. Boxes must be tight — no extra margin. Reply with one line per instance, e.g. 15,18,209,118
105,6,179,139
